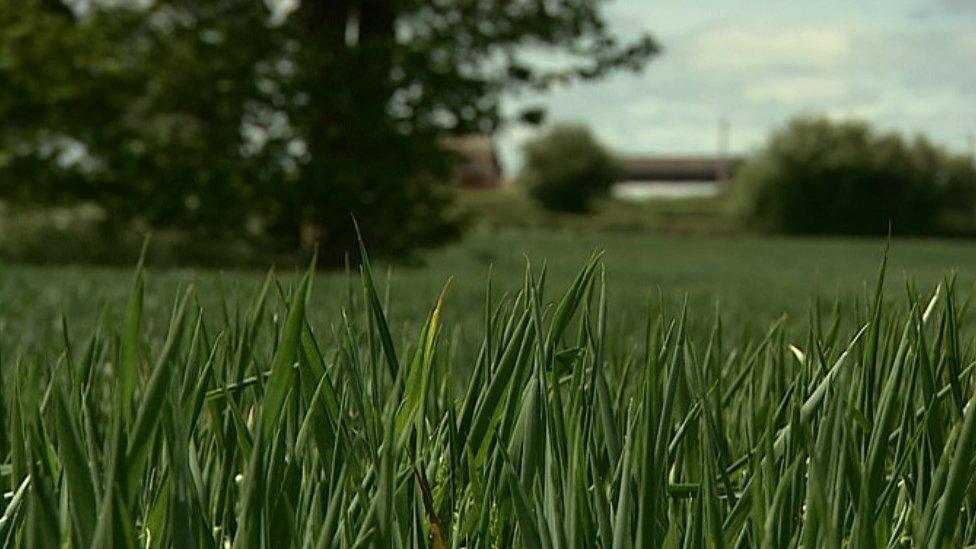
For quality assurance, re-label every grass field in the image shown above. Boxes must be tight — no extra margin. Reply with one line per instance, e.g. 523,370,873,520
3,229,976,546
455,188,734,235
3,230,976,360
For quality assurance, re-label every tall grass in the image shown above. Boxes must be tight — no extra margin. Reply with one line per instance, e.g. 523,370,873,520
1,245,976,547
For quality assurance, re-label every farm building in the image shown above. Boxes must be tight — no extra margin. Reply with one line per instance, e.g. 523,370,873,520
613,155,742,200
446,135,504,188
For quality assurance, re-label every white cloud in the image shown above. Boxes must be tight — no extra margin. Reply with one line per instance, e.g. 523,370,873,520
689,25,852,70
957,32,976,54
626,97,670,118
828,88,971,121
744,76,849,104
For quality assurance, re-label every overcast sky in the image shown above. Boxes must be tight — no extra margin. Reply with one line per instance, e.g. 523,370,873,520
497,0,976,171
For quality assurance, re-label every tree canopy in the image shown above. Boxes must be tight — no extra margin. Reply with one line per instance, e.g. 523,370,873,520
0,0,657,263
734,116,976,236
520,124,621,213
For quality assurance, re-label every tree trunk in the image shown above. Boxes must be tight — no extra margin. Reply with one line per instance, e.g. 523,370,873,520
290,0,399,263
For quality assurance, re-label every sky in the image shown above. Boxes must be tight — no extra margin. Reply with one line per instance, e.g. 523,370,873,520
497,0,976,172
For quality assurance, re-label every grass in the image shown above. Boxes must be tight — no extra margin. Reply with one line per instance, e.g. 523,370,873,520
5,230,976,362
455,188,734,235
2,232,976,546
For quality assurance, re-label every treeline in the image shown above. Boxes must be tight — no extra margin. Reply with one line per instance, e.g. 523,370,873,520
734,117,976,236
0,0,656,263
517,119,976,236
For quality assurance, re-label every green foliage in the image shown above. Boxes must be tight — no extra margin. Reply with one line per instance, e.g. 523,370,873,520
2,247,976,546
0,0,657,263
734,116,976,235
520,124,623,213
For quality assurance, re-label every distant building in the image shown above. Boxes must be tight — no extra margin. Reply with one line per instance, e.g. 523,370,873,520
613,155,742,201
445,135,503,189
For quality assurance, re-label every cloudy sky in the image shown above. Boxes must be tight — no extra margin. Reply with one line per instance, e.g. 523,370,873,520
498,0,976,170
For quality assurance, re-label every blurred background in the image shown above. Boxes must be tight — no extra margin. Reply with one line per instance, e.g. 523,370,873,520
2,0,976,347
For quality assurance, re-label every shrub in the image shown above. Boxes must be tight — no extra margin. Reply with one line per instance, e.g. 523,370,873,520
734,117,976,235
520,124,621,213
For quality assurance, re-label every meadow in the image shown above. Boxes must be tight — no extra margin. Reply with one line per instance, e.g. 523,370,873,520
2,230,976,546
4,230,976,359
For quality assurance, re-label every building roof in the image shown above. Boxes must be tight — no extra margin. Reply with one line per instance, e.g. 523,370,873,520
619,155,743,182
445,135,500,169
444,135,503,188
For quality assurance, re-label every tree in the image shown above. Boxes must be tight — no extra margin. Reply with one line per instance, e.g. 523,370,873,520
733,117,976,235
0,0,658,263
519,124,621,213
0,0,272,234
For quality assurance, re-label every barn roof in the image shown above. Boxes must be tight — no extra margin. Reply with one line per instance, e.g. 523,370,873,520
445,135,500,168
620,155,743,181
444,134,503,188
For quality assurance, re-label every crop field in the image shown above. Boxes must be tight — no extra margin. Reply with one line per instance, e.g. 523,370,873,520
2,231,976,546
4,230,976,357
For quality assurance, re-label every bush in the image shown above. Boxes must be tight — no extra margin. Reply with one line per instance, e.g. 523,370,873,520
520,124,621,213
734,117,976,235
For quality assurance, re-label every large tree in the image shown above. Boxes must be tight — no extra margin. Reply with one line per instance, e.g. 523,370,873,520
0,0,657,263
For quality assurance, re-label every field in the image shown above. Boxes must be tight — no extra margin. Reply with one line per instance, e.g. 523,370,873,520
4,230,976,359
3,229,976,546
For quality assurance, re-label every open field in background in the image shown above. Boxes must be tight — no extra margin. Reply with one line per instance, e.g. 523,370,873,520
3,229,976,364
0,190,730,267
455,188,735,235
